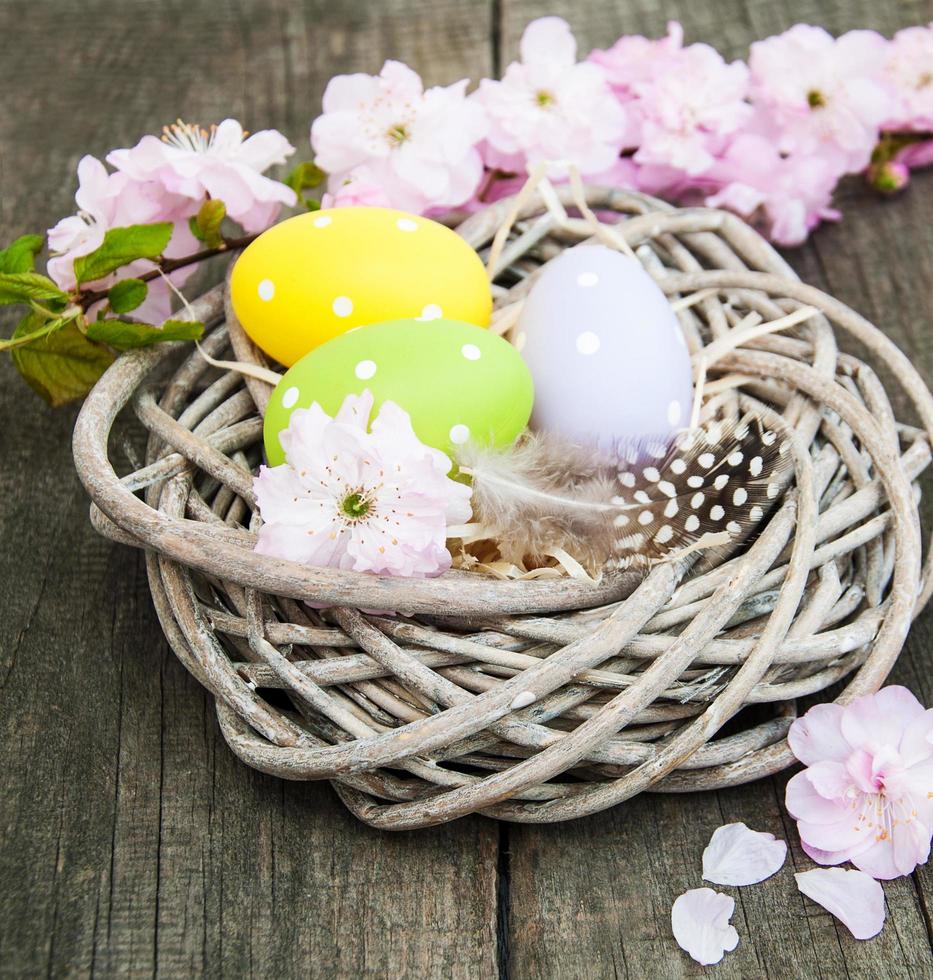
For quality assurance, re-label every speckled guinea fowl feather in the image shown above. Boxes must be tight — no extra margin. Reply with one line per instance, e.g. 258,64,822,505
458,415,789,575
609,415,789,570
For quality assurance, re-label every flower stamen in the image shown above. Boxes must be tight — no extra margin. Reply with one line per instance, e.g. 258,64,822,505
807,89,827,109
340,489,374,523
386,123,410,146
161,119,217,152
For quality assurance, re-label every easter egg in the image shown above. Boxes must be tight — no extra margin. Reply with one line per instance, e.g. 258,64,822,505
263,318,533,466
516,244,693,448
230,207,492,366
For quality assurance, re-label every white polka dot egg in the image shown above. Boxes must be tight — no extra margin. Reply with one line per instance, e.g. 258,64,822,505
230,207,492,366
263,318,534,466
516,244,693,448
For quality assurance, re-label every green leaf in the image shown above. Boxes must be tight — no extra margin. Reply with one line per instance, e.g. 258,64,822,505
10,314,114,405
86,317,204,350
0,234,44,273
0,313,69,352
285,162,326,210
73,222,173,284
0,271,68,305
189,199,226,248
107,278,148,314
285,161,325,194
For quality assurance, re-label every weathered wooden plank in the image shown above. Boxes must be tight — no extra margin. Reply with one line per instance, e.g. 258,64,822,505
0,2,499,977
500,0,933,976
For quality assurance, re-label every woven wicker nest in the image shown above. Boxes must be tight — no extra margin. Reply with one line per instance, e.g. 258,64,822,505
73,186,933,829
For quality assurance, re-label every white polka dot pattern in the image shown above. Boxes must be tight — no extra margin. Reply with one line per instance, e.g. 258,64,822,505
354,360,377,380
332,296,353,317
607,415,789,570
281,386,300,408
258,279,275,301
419,304,443,321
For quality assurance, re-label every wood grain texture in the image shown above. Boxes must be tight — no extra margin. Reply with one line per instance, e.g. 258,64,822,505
2,0,933,976
499,0,933,976
0,2,498,977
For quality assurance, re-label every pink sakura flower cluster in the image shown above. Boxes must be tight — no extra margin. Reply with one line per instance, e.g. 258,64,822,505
47,120,296,319
311,17,933,246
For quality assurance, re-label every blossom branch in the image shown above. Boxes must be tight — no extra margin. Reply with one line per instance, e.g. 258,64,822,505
77,233,258,311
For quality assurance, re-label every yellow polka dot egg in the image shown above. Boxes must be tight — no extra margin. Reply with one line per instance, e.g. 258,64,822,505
230,206,493,366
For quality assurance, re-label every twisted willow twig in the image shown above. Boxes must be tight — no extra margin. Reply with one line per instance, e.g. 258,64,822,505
72,186,932,829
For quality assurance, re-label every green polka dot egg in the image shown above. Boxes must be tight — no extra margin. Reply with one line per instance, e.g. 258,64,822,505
264,319,534,466
230,206,492,366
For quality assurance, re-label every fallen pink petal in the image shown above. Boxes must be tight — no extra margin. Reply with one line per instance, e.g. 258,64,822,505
671,887,740,965
702,822,788,886
795,868,886,940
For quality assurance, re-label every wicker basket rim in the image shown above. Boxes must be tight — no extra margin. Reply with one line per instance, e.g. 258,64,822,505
67,185,933,827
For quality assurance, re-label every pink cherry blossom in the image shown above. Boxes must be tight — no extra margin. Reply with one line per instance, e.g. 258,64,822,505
749,25,891,171
311,61,486,214
107,119,297,233
46,155,197,310
321,167,393,209
592,22,750,177
705,131,842,245
670,888,739,965
785,686,933,880
589,21,685,106
795,868,886,940
47,155,166,289
254,391,472,578
897,140,933,170
883,25,933,130
471,17,628,178
632,44,750,175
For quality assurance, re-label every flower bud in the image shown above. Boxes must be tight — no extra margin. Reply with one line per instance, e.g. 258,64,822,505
867,160,910,195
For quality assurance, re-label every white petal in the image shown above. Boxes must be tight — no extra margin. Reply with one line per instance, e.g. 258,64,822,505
671,888,739,966
519,16,577,66
795,868,886,940
702,822,788,886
